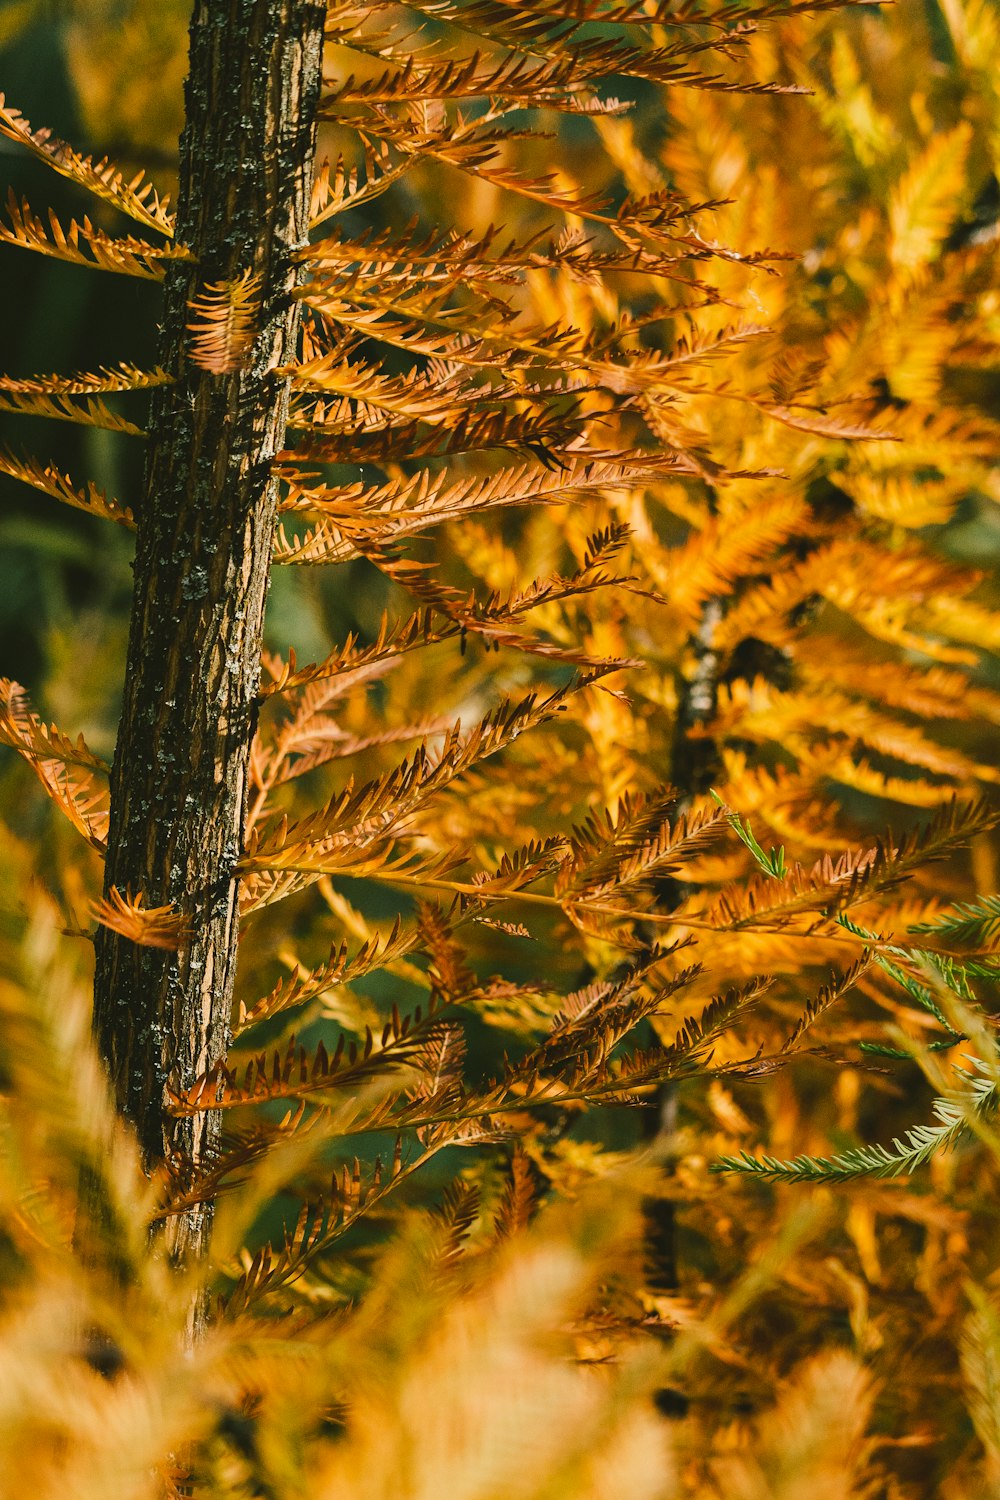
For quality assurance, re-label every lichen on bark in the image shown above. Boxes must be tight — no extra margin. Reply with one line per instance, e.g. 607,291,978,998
92,0,327,1263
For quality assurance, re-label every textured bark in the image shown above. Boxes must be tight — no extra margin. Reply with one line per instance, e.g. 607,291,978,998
93,0,326,1263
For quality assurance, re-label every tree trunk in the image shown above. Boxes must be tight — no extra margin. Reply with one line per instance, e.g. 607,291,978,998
643,594,723,1294
92,0,326,1264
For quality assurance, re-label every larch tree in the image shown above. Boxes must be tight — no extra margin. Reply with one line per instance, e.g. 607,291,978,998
5,0,895,1269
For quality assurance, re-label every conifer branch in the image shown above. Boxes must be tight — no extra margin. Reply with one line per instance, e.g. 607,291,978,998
186,269,264,375
0,190,189,278
715,1059,1000,1183
90,889,191,951
0,363,172,397
0,389,144,435
0,447,135,527
0,94,176,235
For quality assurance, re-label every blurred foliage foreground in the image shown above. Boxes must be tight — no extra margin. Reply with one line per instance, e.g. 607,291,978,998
3,0,1000,1495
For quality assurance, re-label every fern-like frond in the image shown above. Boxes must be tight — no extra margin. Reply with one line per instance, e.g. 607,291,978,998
779,952,872,1054
258,573,635,698
815,750,963,810
308,141,412,226
239,840,467,916
171,1021,434,1115
0,363,171,396
715,1057,999,1182
889,122,972,275
837,908,971,995
710,678,999,786
236,918,419,1033
894,797,1000,871
304,216,693,286
272,527,637,667
0,678,109,773
275,453,697,562
925,594,1000,656
320,108,615,224
0,388,144,435
660,973,774,1067
910,896,1000,952
665,494,811,622
330,11,811,97
0,190,188,277
715,539,983,666
352,0,577,47
0,446,134,527
796,639,1000,726
247,662,449,819
321,50,616,114
541,948,702,1069
220,1139,428,1311
0,93,175,235
186,269,263,374
557,796,728,903
289,404,591,469
709,800,999,932
706,859,877,932
242,682,587,878
300,275,747,398
428,1179,482,1283
860,944,964,1042
90,888,190,951
494,1147,536,1239
285,344,500,423
0,679,109,848
259,710,455,786
756,402,898,441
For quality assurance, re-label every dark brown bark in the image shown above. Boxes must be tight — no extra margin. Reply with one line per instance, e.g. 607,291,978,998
93,0,326,1262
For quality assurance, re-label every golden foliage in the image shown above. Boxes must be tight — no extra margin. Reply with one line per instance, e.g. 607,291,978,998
90,888,190,951
0,679,109,850
0,91,176,235
0,448,134,528
0,188,187,278
2,0,1000,1493
186,269,264,375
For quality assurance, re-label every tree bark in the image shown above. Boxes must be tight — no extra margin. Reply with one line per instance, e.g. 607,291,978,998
93,0,326,1263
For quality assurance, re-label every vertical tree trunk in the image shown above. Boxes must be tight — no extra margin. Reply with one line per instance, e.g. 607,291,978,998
93,0,326,1263
643,595,723,1294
